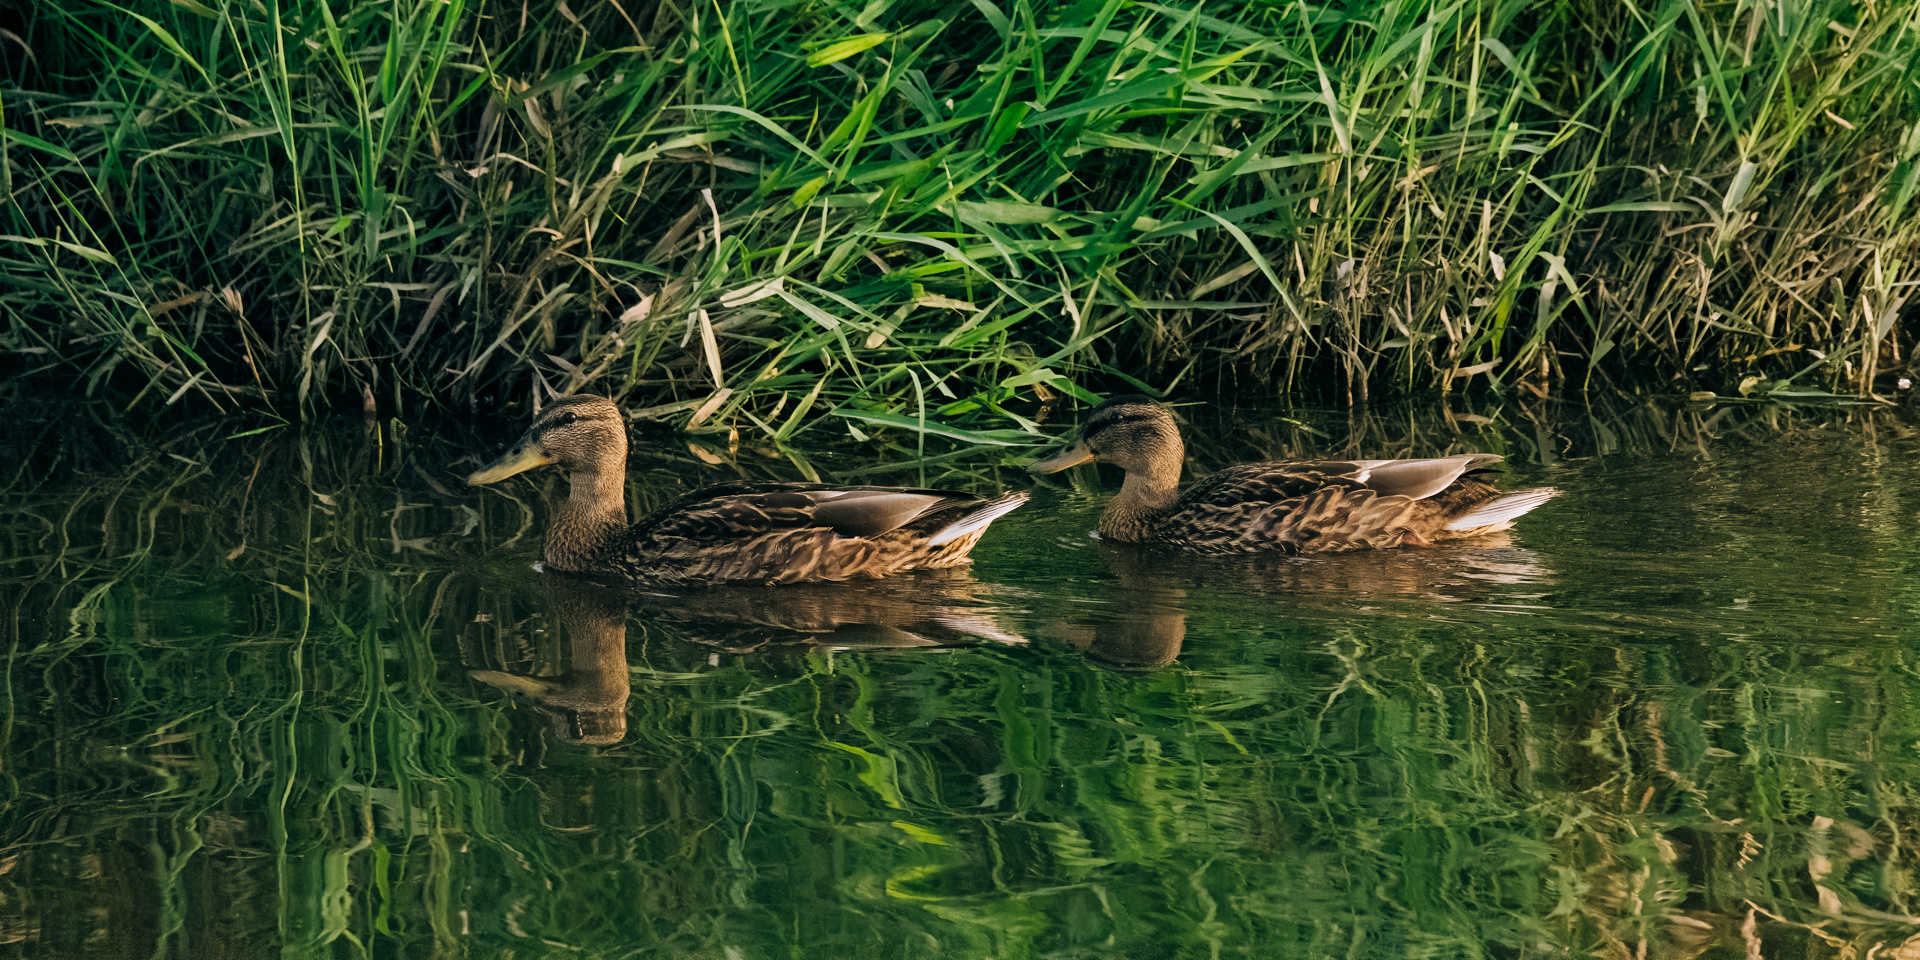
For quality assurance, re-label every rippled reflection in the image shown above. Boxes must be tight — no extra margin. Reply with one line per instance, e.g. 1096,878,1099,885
464,573,634,745
624,568,1029,652
461,569,1030,745
1039,533,1556,673
6,391,1920,958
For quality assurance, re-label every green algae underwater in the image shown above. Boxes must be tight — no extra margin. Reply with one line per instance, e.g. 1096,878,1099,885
7,390,1920,958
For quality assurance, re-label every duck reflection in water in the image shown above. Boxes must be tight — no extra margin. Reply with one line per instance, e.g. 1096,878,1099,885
622,567,1028,653
1047,535,1556,671
468,573,633,746
622,568,1029,652
1047,542,1190,672
1179,530,1555,608
465,569,1029,745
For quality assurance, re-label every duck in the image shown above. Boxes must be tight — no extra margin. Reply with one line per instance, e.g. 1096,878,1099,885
466,395,1028,584
1027,395,1556,553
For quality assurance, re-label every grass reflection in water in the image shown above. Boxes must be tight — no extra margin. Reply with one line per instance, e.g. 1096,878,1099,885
4,392,1920,958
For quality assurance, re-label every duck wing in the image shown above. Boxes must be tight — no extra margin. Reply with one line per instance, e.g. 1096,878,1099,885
1155,457,1511,553
1172,460,1374,509
1173,455,1506,507
1350,454,1506,500
632,481,987,541
618,481,1025,584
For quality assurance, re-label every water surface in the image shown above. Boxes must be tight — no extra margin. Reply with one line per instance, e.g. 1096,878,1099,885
5,393,1920,959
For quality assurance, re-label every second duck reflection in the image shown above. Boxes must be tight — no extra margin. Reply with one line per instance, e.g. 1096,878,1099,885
460,538,1552,746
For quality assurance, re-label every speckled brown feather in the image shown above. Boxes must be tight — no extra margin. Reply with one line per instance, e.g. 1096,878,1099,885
467,396,1028,584
1146,465,1511,554
582,480,1025,583
1029,396,1555,554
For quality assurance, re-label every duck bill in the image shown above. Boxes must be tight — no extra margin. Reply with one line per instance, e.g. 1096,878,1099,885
467,440,553,485
1027,438,1094,475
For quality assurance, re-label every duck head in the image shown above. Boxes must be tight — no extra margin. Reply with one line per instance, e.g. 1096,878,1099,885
1027,395,1185,486
467,395,629,486
467,395,634,571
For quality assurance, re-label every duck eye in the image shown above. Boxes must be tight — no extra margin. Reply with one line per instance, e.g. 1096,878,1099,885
558,412,578,425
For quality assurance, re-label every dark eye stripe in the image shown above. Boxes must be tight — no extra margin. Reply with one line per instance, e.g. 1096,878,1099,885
532,410,586,438
1087,411,1154,433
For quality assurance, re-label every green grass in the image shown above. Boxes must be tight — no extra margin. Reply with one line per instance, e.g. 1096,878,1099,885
1,0,1916,436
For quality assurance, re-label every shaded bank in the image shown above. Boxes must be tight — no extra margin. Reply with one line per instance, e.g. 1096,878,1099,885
0,0,1915,433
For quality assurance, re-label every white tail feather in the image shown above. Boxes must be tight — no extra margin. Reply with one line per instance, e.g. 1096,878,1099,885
1444,487,1558,531
925,492,1029,546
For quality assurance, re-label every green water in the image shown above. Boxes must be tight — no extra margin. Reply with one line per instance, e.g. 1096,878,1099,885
6,394,1920,959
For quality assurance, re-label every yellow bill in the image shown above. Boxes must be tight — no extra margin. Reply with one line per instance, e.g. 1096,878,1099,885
467,441,554,485
1027,437,1094,474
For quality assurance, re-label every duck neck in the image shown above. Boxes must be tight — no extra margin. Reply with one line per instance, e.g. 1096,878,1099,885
1100,462,1182,542
545,468,628,571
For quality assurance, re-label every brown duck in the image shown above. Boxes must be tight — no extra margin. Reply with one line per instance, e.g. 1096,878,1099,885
467,395,1028,584
1027,396,1556,553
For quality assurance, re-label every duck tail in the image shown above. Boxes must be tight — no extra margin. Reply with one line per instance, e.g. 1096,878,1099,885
1444,487,1558,531
925,492,1030,546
